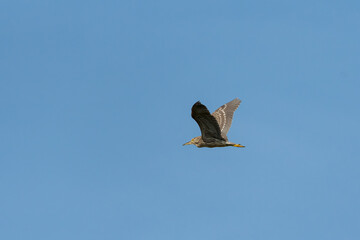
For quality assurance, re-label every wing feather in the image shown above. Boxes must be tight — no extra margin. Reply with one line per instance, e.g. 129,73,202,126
212,98,241,138
191,101,225,143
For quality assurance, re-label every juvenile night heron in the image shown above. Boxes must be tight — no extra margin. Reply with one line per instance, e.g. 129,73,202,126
183,98,245,148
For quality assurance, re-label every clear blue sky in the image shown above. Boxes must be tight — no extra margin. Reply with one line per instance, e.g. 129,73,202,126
1,1,359,239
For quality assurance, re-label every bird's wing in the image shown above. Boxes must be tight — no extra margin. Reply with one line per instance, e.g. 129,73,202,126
212,98,241,137
191,101,225,143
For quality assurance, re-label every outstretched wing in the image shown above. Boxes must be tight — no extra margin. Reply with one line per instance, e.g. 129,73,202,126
191,101,225,143
212,98,241,138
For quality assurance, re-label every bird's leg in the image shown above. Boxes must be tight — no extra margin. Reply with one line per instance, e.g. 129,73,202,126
233,144,245,148
227,142,245,148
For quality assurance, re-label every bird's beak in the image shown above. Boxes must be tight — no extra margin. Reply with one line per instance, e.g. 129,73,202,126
183,141,192,146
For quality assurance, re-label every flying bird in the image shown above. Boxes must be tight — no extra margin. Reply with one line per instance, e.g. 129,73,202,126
183,98,245,148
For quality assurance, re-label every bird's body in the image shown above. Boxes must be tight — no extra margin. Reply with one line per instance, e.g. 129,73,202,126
183,98,245,148
185,136,241,148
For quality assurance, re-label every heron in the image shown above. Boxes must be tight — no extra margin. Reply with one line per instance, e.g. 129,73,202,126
183,98,245,148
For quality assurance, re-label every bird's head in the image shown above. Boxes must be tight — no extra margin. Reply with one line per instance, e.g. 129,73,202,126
183,137,201,146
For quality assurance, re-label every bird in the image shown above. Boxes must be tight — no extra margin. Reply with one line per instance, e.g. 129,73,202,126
183,98,245,148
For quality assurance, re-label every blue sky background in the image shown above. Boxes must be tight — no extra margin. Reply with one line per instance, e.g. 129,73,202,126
1,0,360,239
